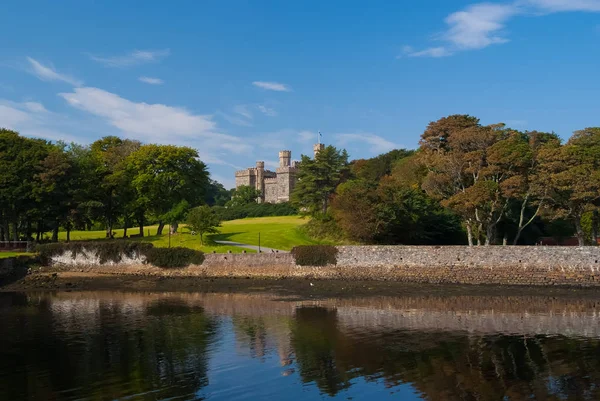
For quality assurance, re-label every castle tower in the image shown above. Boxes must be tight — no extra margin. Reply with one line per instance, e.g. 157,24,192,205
313,143,325,158
279,150,291,168
256,161,265,203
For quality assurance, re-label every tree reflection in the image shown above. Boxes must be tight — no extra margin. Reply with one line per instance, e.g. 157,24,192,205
0,295,217,400
289,306,600,400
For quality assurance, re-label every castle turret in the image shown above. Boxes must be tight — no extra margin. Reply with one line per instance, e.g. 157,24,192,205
256,161,265,203
313,143,325,158
279,150,291,168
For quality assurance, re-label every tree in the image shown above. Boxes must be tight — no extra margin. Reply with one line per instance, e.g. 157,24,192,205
127,144,209,235
206,180,232,206
187,206,221,245
227,185,261,207
292,145,350,216
420,116,521,245
89,136,141,237
540,127,600,245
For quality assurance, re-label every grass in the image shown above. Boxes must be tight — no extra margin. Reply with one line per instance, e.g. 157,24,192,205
210,216,329,250
0,252,31,259
43,215,330,253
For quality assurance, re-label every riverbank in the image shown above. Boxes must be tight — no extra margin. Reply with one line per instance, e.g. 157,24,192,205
4,271,600,301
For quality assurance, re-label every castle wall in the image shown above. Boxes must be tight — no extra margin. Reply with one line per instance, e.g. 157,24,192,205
264,179,278,203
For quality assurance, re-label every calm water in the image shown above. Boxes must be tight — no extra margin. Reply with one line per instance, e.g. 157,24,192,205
1,291,600,400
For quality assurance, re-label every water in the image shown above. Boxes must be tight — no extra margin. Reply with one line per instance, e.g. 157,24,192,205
1,291,600,400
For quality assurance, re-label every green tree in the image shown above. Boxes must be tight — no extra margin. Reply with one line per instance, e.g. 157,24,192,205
292,145,350,216
227,185,261,207
127,144,209,235
187,205,221,245
205,179,232,206
540,127,600,245
0,129,49,242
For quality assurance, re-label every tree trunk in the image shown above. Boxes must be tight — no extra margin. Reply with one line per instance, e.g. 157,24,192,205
3,219,9,243
200,232,204,245
502,234,508,246
123,217,129,238
574,216,585,246
36,221,42,242
25,221,32,241
466,223,474,246
157,221,165,236
66,227,71,242
138,212,145,237
52,221,59,242
12,219,19,242
171,222,178,234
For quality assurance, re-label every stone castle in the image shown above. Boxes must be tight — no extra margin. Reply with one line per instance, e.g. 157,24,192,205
235,143,325,203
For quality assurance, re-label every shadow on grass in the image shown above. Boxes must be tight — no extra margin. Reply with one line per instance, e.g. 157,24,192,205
209,232,245,242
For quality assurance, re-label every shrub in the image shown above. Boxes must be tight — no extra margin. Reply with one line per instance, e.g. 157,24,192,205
145,247,205,268
212,202,299,221
37,241,153,266
291,245,338,266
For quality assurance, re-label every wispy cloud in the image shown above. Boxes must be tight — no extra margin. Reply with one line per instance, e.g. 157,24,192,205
336,133,399,154
252,81,291,92
26,57,83,86
138,76,164,85
234,105,253,120
257,104,277,117
0,99,80,143
89,49,170,68
58,87,251,157
404,0,600,58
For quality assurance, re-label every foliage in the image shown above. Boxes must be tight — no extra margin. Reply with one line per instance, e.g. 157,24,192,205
36,241,153,266
186,205,222,245
145,247,205,268
296,216,346,243
291,245,338,266
126,143,210,235
205,180,232,206
227,185,262,208
292,145,350,216
212,202,298,221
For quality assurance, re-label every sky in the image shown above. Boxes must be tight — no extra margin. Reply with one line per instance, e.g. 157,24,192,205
1,0,600,188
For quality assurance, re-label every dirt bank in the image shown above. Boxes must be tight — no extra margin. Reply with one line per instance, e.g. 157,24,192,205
3,271,600,300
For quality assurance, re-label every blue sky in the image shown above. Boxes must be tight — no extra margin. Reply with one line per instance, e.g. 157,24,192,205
1,0,599,188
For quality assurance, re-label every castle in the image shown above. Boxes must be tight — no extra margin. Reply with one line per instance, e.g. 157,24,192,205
235,143,325,203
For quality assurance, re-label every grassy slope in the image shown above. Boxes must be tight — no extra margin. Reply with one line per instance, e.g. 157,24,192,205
210,216,324,250
48,216,325,253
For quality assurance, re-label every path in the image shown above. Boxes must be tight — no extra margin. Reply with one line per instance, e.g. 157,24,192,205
213,240,288,253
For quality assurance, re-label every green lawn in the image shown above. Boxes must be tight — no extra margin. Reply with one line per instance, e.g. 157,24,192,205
46,215,326,253
210,216,326,250
0,252,31,259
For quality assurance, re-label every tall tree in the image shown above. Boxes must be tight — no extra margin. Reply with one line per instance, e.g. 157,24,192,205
128,144,209,235
227,185,261,207
420,116,508,245
292,145,349,216
540,127,600,245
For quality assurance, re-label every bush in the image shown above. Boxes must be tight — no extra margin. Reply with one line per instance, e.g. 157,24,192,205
212,202,299,221
291,245,338,266
145,247,205,268
37,241,153,266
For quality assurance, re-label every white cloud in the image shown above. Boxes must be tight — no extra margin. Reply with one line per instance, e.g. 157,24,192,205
89,49,170,68
336,133,399,154
138,76,164,85
234,104,253,120
257,104,277,117
0,100,80,143
252,81,291,92
406,47,454,58
405,0,600,57
26,57,83,86
525,0,600,12
58,87,251,155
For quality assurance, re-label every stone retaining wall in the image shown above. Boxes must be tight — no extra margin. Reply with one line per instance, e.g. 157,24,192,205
43,246,600,287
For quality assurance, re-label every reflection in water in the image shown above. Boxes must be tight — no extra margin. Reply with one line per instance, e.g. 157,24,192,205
1,291,600,400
